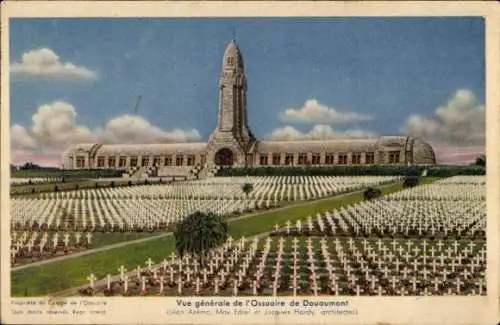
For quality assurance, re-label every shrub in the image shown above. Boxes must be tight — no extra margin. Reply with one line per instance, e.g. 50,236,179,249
403,176,420,188
363,187,382,201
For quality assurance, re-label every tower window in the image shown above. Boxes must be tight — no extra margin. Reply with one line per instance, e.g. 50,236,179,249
227,57,235,65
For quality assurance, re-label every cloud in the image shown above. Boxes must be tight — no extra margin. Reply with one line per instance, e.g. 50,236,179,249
400,89,485,146
10,48,98,80
279,99,373,125
265,124,378,141
434,145,485,165
10,101,202,166
97,115,201,144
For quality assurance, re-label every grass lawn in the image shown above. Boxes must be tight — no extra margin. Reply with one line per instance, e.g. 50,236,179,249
11,178,439,297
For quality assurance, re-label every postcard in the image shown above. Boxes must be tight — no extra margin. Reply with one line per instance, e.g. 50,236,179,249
1,1,499,325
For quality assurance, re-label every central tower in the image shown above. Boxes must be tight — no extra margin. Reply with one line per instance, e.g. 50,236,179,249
207,40,256,166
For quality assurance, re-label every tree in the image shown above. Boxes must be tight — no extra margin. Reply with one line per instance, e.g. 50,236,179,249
241,183,254,211
474,154,486,167
403,176,420,188
363,187,382,201
173,211,228,266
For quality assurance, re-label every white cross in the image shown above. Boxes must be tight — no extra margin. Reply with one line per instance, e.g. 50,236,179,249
195,277,201,295
145,258,154,270
233,279,239,296
252,280,258,296
411,277,420,292
394,259,402,272
436,240,444,251
422,240,428,252
422,268,430,280
185,267,193,282
177,276,183,294
405,240,413,252
442,269,450,281
370,276,378,290
159,276,164,294
390,276,398,290
87,273,97,289
433,277,441,291
467,241,476,252
391,240,398,252
214,277,220,295
455,277,464,293
203,268,208,283
123,275,129,293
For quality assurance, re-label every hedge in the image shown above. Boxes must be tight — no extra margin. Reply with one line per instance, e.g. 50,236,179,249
215,165,485,177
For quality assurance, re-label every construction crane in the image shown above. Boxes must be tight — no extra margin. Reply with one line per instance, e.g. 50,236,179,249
133,95,142,115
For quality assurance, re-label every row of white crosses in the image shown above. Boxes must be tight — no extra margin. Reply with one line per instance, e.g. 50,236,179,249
11,177,64,185
388,177,485,201
11,175,398,232
11,196,273,232
36,175,399,202
436,176,485,185
272,179,485,238
84,235,486,297
10,231,93,264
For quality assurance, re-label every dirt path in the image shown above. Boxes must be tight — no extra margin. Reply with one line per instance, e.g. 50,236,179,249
12,182,398,272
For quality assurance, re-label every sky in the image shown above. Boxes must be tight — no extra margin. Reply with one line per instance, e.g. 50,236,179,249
9,17,485,166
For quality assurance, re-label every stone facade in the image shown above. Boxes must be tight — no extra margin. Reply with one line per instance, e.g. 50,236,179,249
62,40,436,170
